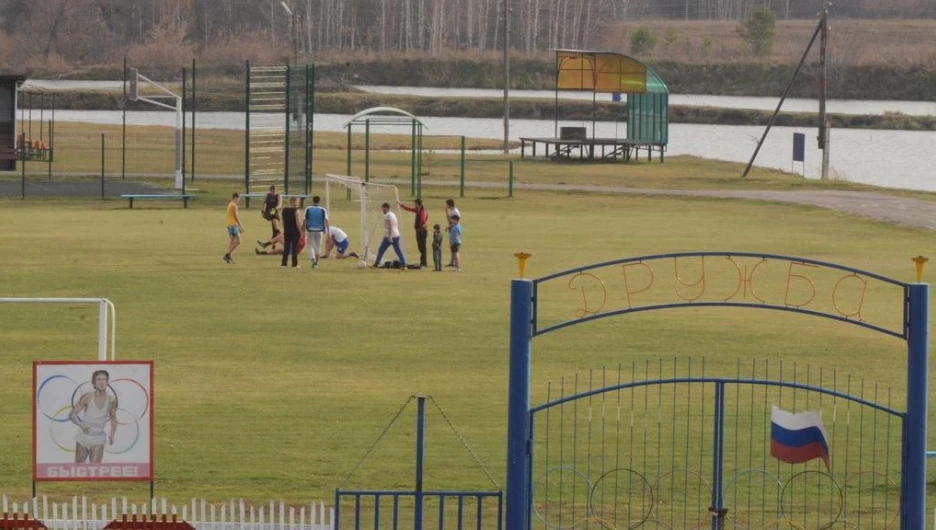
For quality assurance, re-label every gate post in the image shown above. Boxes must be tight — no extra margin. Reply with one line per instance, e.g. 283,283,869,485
507,279,533,530
415,395,426,530
905,283,928,530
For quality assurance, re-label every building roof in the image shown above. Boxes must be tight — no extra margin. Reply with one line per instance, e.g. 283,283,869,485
553,49,669,95
0,75,26,85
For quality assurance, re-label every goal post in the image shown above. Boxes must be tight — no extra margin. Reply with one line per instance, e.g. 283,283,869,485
324,174,407,263
0,298,116,360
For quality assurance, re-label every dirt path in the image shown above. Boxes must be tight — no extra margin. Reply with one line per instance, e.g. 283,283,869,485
427,180,936,231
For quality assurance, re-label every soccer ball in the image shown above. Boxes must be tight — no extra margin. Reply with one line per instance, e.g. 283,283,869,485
357,260,368,270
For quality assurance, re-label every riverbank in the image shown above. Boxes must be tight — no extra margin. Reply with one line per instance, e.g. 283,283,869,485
318,57,936,102
40,91,936,131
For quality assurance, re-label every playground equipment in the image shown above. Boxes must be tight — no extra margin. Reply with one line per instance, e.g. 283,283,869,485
14,82,54,167
244,62,314,206
507,252,928,530
342,107,425,197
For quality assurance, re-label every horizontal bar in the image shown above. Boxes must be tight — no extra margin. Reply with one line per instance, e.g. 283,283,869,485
531,376,906,417
0,297,109,304
534,301,906,340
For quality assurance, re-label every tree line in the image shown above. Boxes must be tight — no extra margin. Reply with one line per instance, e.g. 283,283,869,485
0,0,932,66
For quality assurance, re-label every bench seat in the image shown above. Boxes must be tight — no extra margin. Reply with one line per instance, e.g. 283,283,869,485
121,194,195,209
242,192,310,208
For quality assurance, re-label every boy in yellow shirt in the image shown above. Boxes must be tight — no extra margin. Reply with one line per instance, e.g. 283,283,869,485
224,193,245,264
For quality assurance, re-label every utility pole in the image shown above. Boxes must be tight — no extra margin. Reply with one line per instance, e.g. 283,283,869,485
818,5,830,180
281,2,297,65
503,0,510,154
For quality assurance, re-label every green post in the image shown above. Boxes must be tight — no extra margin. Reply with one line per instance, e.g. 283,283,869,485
410,119,416,197
181,66,186,184
459,136,466,198
245,60,251,200
191,57,196,182
122,56,126,180
364,119,370,183
20,142,25,200
305,64,313,194
416,124,423,198
100,133,105,200
508,160,514,198
47,119,52,180
346,125,352,176
284,65,291,195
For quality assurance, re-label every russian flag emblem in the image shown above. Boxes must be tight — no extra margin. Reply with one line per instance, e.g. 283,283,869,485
770,405,830,470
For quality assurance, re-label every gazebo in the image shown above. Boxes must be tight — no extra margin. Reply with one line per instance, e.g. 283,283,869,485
519,49,669,162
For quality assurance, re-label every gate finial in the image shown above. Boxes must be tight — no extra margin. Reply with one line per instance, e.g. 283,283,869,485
514,252,532,278
912,256,928,283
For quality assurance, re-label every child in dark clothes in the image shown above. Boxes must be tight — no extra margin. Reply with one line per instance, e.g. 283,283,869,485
431,224,443,271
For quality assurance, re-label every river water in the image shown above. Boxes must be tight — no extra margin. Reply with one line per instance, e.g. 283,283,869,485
355,85,936,117
24,80,936,117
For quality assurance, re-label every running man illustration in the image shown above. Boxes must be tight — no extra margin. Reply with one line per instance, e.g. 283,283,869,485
68,370,118,463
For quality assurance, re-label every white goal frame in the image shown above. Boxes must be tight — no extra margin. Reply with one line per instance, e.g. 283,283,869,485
0,298,116,360
129,68,184,190
324,174,406,262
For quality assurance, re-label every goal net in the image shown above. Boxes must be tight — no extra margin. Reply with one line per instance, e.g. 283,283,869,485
324,174,407,262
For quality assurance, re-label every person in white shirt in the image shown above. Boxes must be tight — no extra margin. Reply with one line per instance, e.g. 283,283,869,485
371,203,407,268
444,198,461,267
68,370,117,463
322,225,359,260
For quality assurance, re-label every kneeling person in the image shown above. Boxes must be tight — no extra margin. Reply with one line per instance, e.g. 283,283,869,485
323,226,359,259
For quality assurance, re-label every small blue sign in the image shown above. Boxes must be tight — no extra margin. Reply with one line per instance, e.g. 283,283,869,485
611,92,622,102
793,132,805,162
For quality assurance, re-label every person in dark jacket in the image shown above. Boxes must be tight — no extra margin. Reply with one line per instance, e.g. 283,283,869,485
280,197,304,269
399,198,428,268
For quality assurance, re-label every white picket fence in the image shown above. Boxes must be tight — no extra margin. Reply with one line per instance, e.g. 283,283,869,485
0,496,333,530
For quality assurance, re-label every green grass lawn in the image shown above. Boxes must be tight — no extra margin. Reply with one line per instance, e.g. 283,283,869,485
1,162,934,527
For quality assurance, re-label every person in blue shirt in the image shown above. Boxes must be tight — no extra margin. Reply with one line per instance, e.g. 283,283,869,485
449,214,462,272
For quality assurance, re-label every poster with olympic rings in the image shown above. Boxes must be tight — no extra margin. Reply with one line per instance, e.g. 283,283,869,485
33,361,153,481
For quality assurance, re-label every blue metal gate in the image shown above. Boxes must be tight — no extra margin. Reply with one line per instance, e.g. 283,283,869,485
528,361,905,530
506,252,929,530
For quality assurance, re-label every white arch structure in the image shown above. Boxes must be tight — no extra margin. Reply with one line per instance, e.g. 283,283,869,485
0,298,116,361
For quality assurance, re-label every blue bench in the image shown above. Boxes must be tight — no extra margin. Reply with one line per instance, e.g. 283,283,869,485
121,194,195,209
242,193,310,208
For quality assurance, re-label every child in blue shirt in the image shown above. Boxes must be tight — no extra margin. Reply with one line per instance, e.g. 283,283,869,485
449,215,462,272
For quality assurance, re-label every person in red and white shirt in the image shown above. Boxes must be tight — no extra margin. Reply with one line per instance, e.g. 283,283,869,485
399,198,429,268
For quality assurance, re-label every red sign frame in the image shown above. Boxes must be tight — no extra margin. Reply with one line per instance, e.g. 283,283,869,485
33,361,154,482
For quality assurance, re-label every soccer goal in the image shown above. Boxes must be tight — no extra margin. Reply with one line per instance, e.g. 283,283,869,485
324,174,407,263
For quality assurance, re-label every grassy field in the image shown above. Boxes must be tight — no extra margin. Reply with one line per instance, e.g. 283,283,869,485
1,140,935,525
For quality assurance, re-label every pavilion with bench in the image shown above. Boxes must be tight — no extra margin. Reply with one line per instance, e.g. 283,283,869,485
520,49,669,163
